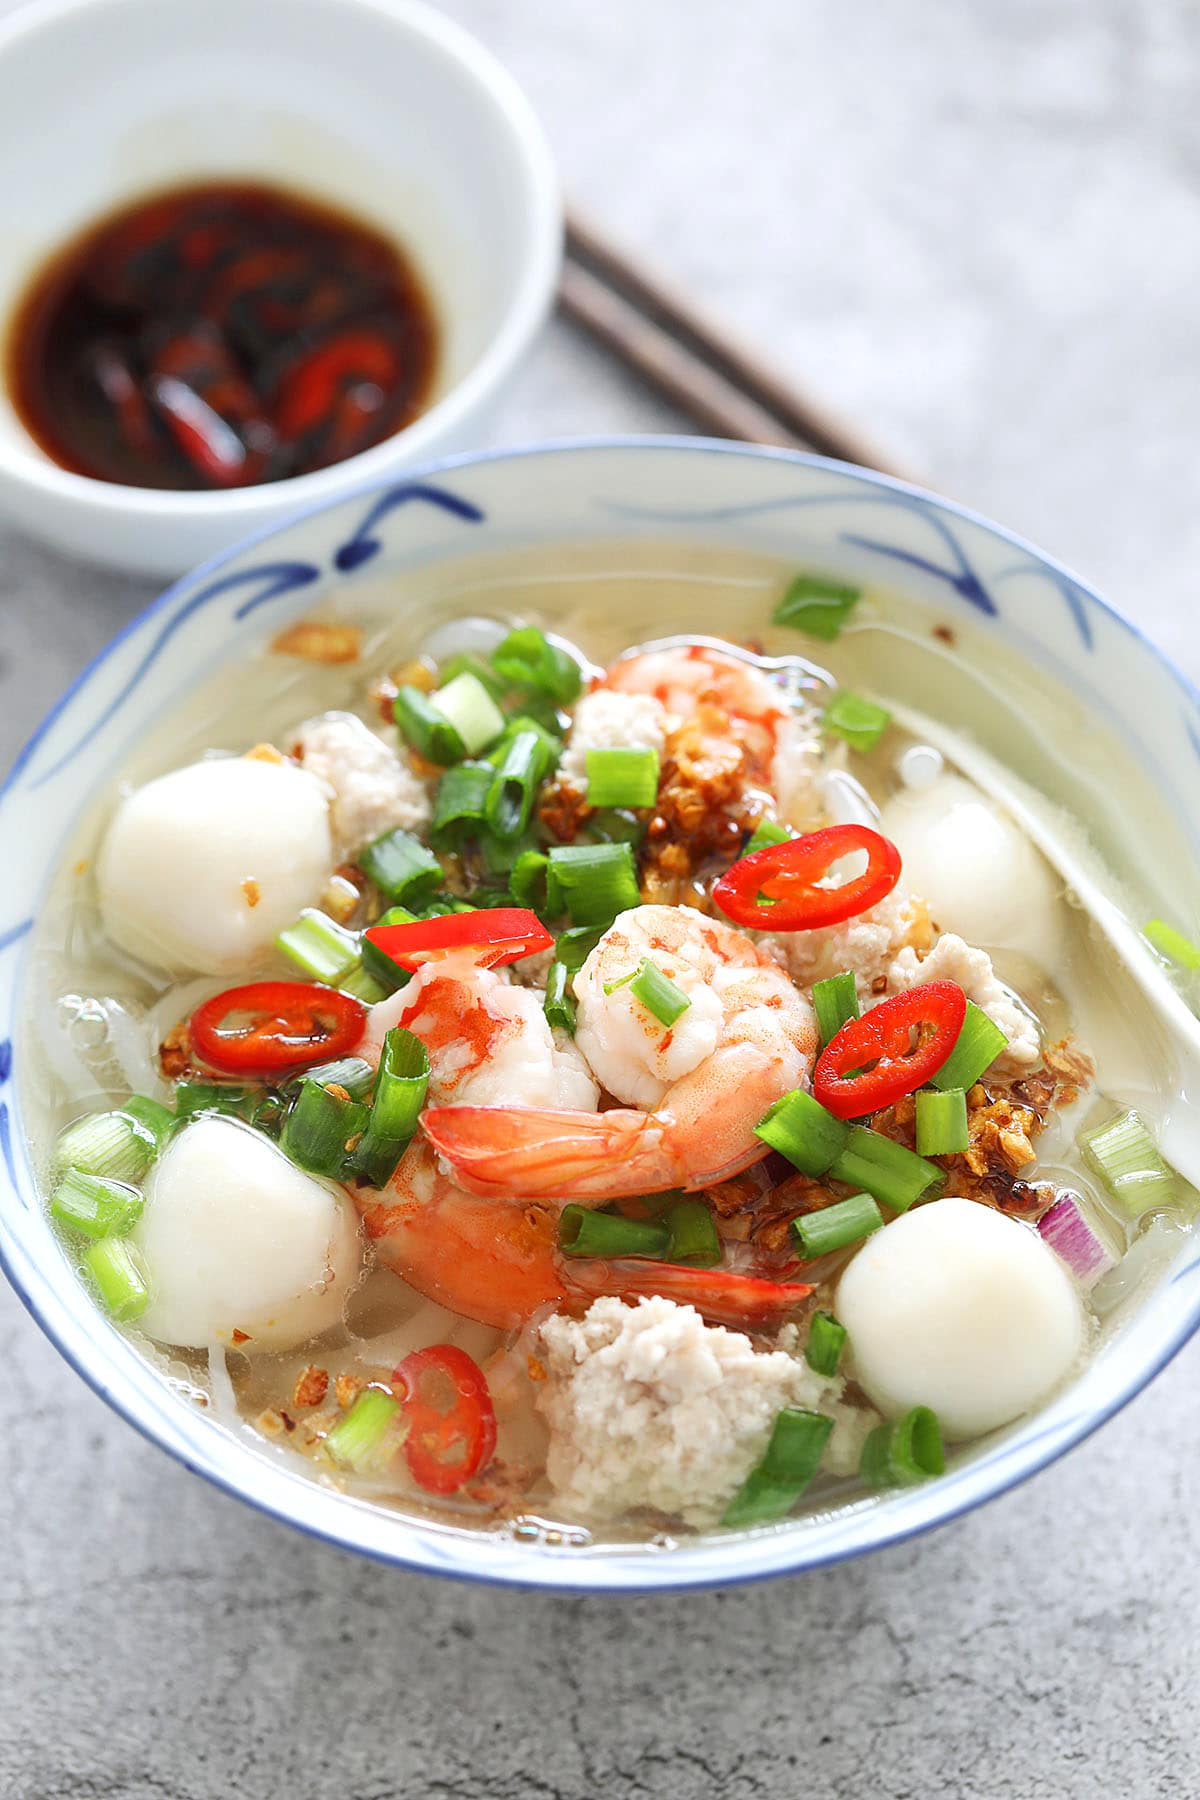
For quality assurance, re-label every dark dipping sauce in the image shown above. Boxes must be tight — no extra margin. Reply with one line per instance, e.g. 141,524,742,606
5,181,440,490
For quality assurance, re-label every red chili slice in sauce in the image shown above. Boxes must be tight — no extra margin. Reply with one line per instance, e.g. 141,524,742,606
711,825,902,932
393,1344,498,1495
190,980,366,1077
812,980,967,1119
364,908,554,973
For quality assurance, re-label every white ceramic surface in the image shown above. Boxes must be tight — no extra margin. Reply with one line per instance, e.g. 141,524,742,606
0,0,560,576
3,438,1199,1592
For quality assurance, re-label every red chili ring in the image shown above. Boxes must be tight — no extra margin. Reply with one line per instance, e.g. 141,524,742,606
712,824,902,932
393,1344,497,1496
812,980,968,1119
189,980,366,1078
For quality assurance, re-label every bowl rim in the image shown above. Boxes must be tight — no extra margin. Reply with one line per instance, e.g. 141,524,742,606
4,433,1200,1594
0,0,562,521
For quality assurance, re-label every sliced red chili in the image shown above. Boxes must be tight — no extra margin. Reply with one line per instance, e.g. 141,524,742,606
712,825,902,932
364,908,554,973
190,980,366,1077
393,1344,497,1495
812,980,967,1119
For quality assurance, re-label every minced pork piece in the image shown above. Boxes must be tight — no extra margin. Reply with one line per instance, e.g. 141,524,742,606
887,931,1041,1073
293,710,430,854
537,1295,875,1528
765,886,932,998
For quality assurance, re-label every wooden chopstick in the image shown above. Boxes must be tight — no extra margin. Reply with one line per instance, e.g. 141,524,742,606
559,203,913,481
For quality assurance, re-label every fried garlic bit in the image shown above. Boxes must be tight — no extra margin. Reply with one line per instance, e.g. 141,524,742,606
272,619,363,664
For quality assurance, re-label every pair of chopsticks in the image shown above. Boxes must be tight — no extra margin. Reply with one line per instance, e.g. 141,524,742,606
559,204,912,482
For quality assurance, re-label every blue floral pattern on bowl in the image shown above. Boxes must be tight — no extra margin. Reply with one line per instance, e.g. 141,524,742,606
2,439,1199,1593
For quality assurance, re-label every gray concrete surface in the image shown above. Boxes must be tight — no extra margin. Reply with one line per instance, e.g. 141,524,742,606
2,1,1199,1794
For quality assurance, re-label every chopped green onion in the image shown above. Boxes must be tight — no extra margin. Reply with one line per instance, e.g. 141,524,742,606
281,1080,369,1179
791,1191,883,1258
337,962,390,1005
634,1188,688,1217
829,1126,943,1213
292,1056,376,1102
84,1235,150,1322
543,960,577,1035
393,685,467,765
628,958,690,1027
1081,1109,1176,1217
860,1406,945,1488
346,1027,429,1188
548,842,640,929
585,808,646,847
122,1095,176,1155
486,728,554,841
54,1110,155,1185
722,1408,834,1527
430,671,507,756
1143,918,1200,970
929,999,1008,1092
250,1092,292,1139
805,1311,847,1377
174,1081,260,1122
52,1168,143,1239
359,828,444,908
824,691,892,752
812,971,859,1048
602,968,638,996
436,650,509,701
772,573,862,641
664,1199,722,1267
430,762,492,844
554,925,605,972
558,1205,670,1260
584,746,660,809
491,626,583,705
744,817,794,857
359,904,418,992
275,909,360,985
480,825,540,878
915,1087,969,1157
485,712,562,771
511,849,563,918
754,1087,849,1176
323,1387,402,1472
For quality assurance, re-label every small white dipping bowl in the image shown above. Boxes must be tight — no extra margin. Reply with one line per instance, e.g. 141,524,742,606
0,0,560,575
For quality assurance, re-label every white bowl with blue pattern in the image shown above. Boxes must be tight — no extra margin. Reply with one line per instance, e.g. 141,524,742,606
2,438,1198,1591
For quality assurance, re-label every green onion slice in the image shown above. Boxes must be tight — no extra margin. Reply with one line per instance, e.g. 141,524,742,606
585,807,646,847
915,1087,969,1157
346,1027,430,1188
548,842,640,930
805,1310,847,1377
323,1387,403,1472
291,1056,376,1102
829,1125,943,1213
754,1087,849,1176
275,909,361,985
743,817,794,857
52,1168,144,1239
436,650,509,701
812,971,860,1048
859,1406,945,1488
722,1408,834,1527
85,1235,150,1322
122,1095,176,1155
824,691,892,752
486,728,554,841
1143,918,1200,970
664,1198,722,1267
174,1081,261,1123
929,999,1008,1092
431,762,492,844
358,905,419,994
490,626,583,705
1081,1109,1176,1217
628,958,690,1027
337,964,390,1005
430,671,507,756
772,573,862,641
543,960,577,1036
393,685,467,765
359,828,444,907
585,746,660,809
554,925,605,972
511,849,563,918
558,1205,670,1260
53,1110,156,1185
281,1080,370,1179
791,1191,883,1258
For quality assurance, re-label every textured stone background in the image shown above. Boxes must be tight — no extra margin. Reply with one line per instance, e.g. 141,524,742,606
2,1,1199,1795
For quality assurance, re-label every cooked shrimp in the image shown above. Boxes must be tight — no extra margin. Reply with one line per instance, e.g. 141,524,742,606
356,1140,815,1331
423,905,817,1202
361,950,599,1111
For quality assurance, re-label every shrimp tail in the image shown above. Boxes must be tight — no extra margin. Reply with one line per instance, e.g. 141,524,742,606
564,1259,814,1330
422,1105,685,1201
